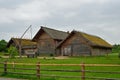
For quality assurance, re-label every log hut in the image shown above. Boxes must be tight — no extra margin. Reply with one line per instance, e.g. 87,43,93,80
56,30,112,56
32,26,69,56
7,38,37,56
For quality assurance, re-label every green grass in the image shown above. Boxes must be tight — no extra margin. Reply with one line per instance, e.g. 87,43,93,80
0,53,120,80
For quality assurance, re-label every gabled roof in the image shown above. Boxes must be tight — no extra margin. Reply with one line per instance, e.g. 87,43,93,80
7,38,37,47
33,26,69,41
57,30,112,48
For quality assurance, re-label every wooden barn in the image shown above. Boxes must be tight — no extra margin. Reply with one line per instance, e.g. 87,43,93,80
56,31,112,56
7,38,37,56
32,26,69,56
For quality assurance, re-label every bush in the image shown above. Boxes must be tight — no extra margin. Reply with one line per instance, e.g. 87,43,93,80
8,46,18,58
0,39,8,52
50,53,54,57
118,53,120,58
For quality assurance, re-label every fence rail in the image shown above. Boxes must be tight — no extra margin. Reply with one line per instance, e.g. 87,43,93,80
0,61,120,80
4,62,120,66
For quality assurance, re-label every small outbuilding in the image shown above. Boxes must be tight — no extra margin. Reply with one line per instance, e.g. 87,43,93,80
7,38,37,56
56,31,112,56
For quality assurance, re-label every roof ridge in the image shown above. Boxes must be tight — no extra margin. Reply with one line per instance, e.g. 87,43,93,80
41,26,68,33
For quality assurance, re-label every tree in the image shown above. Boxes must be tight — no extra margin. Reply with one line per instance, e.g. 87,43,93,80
8,46,18,58
112,44,120,53
0,39,8,52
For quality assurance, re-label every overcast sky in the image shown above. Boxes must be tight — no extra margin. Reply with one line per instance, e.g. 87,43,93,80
0,0,120,44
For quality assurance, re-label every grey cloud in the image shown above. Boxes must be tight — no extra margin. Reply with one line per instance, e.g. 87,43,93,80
0,0,31,8
0,0,120,44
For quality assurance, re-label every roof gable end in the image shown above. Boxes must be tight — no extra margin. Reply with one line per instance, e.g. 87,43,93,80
33,26,69,41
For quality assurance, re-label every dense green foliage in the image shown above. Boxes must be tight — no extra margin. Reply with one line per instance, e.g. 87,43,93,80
8,46,18,58
112,44,120,53
0,39,7,52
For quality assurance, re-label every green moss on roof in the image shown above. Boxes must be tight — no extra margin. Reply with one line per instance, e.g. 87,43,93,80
78,31,112,48
12,38,36,46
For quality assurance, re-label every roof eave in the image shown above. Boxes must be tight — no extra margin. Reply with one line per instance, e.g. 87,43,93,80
91,44,112,49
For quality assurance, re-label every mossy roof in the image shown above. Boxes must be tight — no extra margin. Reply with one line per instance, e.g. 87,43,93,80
77,31,112,48
57,31,112,48
7,38,36,47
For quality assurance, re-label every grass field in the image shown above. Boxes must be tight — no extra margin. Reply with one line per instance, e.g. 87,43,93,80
0,53,120,80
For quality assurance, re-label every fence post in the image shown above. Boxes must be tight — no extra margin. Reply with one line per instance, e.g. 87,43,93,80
12,61,15,71
81,63,85,80
4,61,7,74
36,62,40,79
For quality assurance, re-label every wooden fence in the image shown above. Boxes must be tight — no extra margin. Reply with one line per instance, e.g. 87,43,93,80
0,61,120,80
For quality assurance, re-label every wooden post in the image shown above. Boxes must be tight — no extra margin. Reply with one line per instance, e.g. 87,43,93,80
81,63,85,80
12,62,15,71
36,62,40,79
4,61,7,74
19,39,22,58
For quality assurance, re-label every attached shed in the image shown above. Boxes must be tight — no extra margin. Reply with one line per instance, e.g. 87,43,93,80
56,31,112,56
32,26,69,56
7,38,37,56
